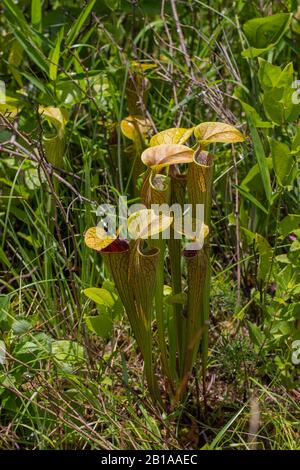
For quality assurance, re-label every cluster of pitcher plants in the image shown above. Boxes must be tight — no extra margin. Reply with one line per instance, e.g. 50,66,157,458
85,117,245,408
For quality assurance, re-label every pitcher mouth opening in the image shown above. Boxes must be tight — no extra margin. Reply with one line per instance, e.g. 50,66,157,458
101,238,129,253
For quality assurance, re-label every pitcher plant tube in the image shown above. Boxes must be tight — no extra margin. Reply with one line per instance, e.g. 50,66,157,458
84,121,245,408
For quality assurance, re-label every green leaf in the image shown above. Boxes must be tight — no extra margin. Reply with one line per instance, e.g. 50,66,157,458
258,61,300,124
66,0,96,47
270,320,292,337
255,234,273,281
83,287,115,307
104,0,121,10
18,70,54,99
242,13,292,58
276,254,290,264
0,295,12,331
85,313,113,338
0,246,10,269
49,28,64,81
247,321,264,348
3,0,28,27
51,340,85,363
248,119,272,203
270,139,296,187
276,264,298,295
258,59,282,90
12,319,32,335
165,292,187,305
31,0,42,32
234,184,268,214
279,214,300,237
238,100,272,128
291,126,300,157
8,40,24,87
55,79,84,106
7,24,49,75
241,157,273,192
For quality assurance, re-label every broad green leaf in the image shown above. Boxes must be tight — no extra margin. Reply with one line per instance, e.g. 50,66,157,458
194,122,245,145
270,321,292,337
290,239,300,253
270,139,296,187
51,340,85,363
276,254,290,264
238,100,272,128
258,60,300,124
128,209,173,239
85,313,112,338
262,88,285,125
242,13,292,58
247,321,264,348
24,166,45,190
12,319,31,335
276,265,297,295
279,215,300,237
15,341,41,356
83,287,115,307
150,128,194,146
258,60,281,89
141,144,194,169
